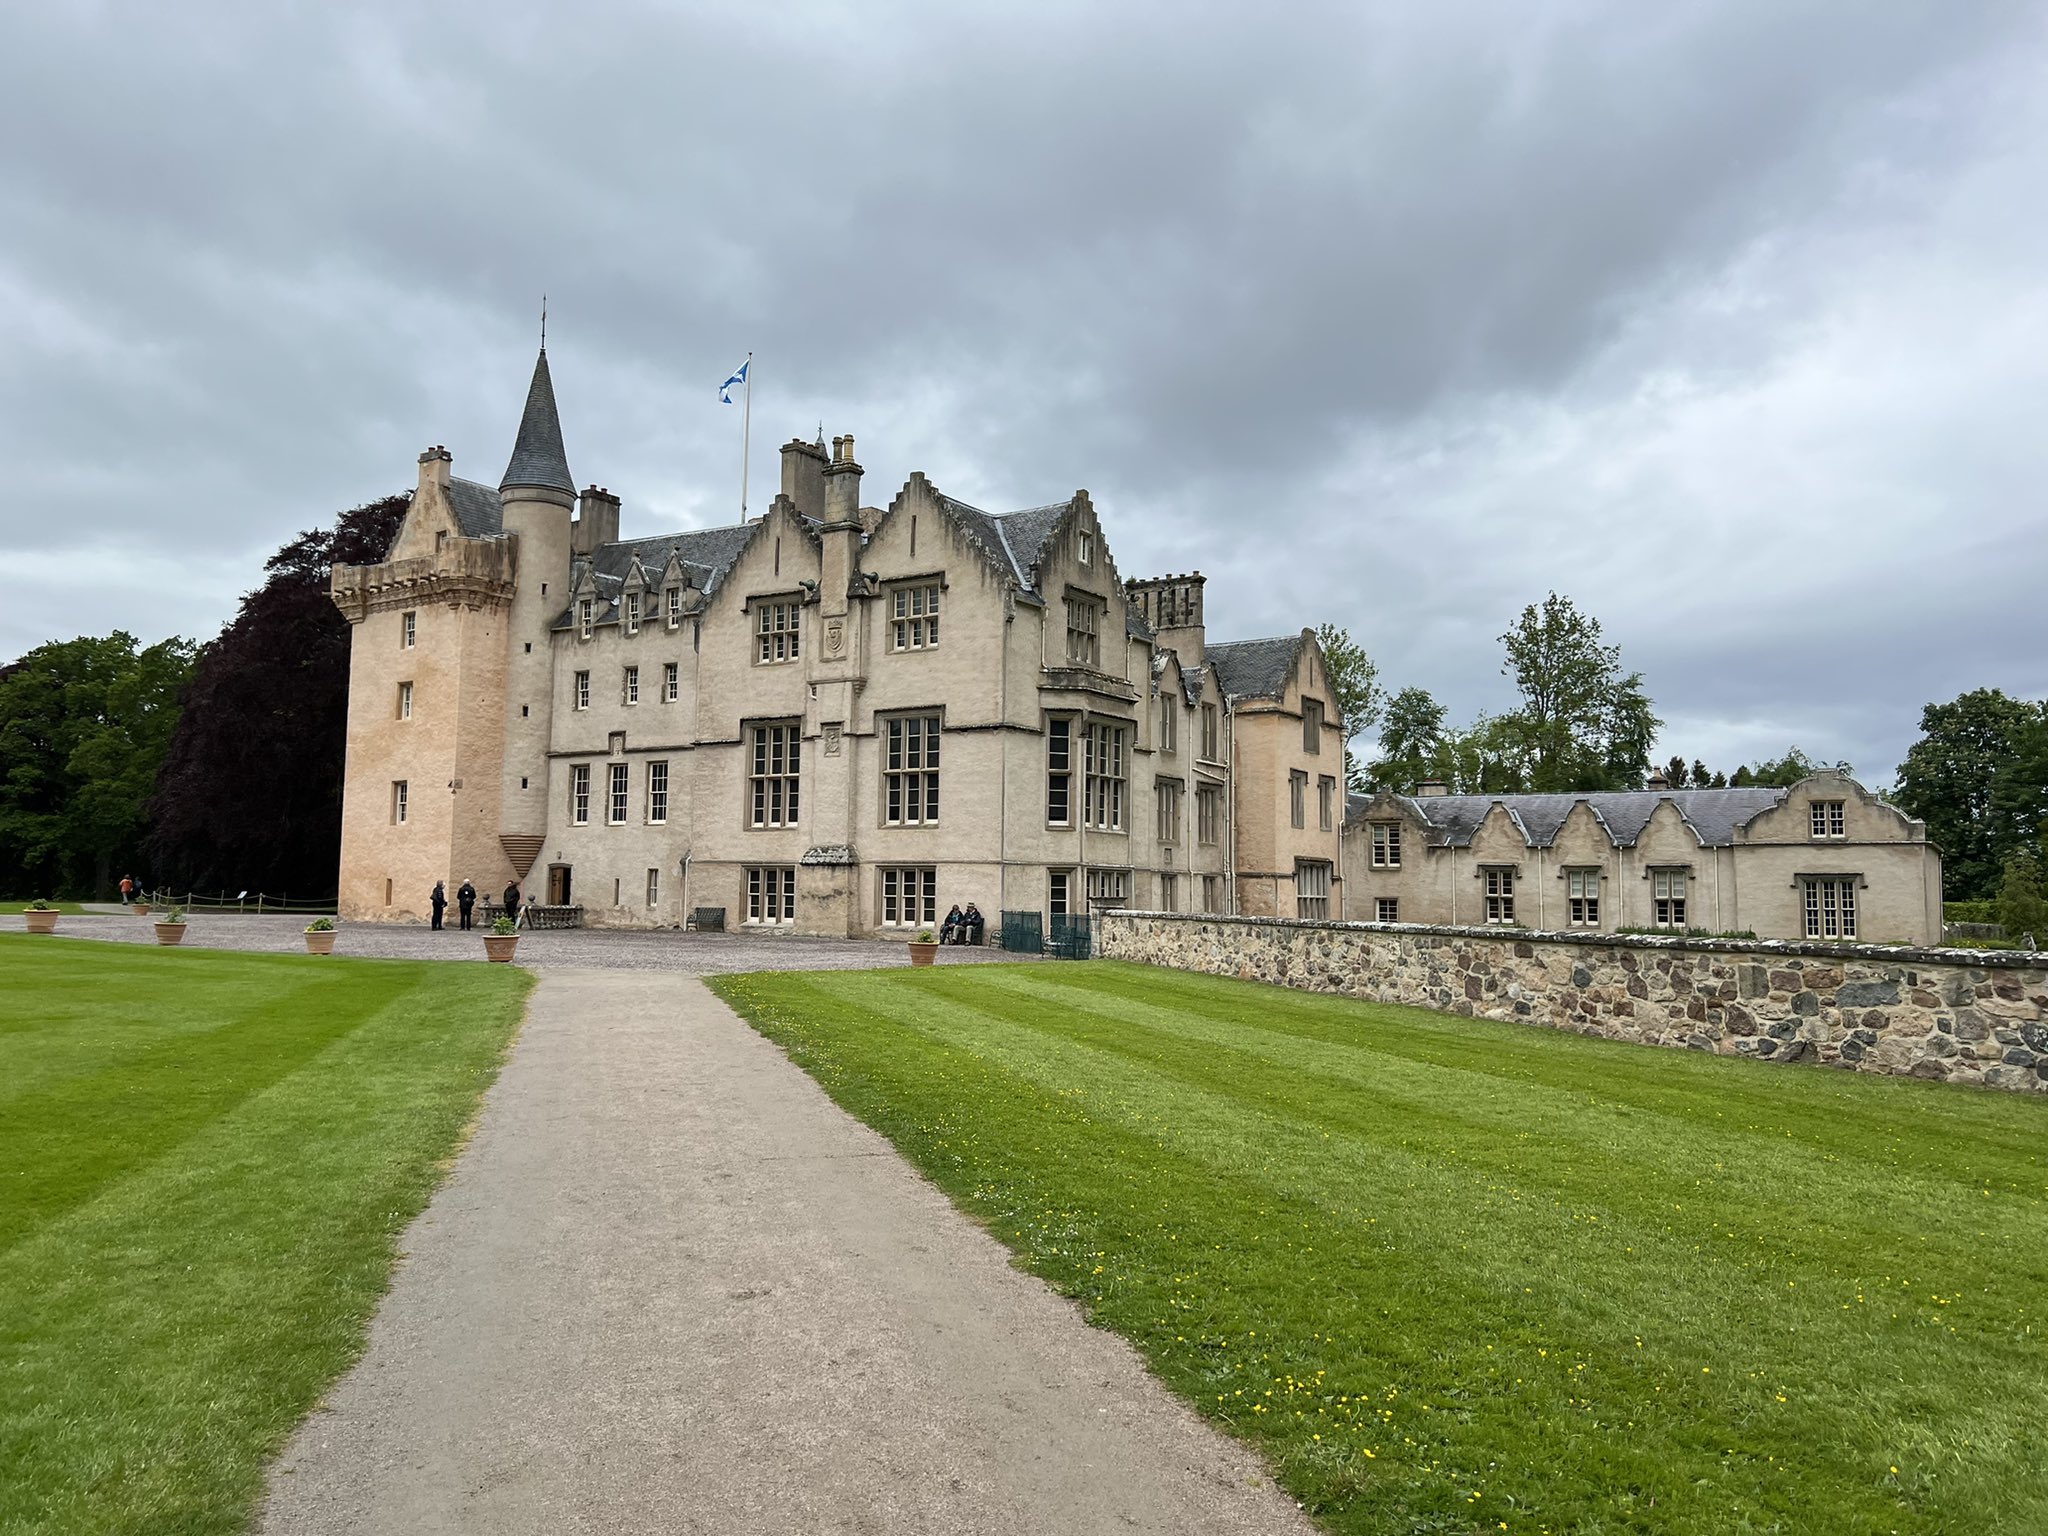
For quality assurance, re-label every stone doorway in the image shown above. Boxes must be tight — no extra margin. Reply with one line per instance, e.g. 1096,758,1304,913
546,864,572,905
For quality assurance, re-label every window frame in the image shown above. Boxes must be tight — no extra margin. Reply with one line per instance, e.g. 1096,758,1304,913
577,598,594,640
883,713,942,826
889,582,942,652
1294,859,1331,919
1046,715,1072,827
1196,783,1222,846
645,866,660,908
391,779,408,825
647,759,669,825
1289,770,1308,829
607,762,629,826
1318,774,1336,832
1156,778,1184,844
1802,876,1859,939
1082,720,1127,831
1810,800,1847,840
754,598,802,665
879,866,937,928
570,763,591,825
1566,867,1600,926
749,722,802,829
1376,896,1399,924
1483,865,1516,925
397,680,413,721
624,591,641,636
623,665,639,706
573,670,590,711
1650,867,1689,928
1303,700,1323,755
1065,592,1102,668
401,610,416,649
747,865,797,925
1370,821,1402,869
1200,703,1220,761
663,661,679,702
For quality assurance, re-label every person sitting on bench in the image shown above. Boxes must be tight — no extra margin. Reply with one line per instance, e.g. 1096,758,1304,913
961,903,985,946
940,904,965,944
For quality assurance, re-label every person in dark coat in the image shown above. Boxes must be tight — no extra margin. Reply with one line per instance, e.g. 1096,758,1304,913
940,904,964,944
430,880,447,931
962,903,985,946
503,882,521,925
456,879,477,930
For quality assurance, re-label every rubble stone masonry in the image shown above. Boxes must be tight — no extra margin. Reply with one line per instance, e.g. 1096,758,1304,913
1098,912,2048,1094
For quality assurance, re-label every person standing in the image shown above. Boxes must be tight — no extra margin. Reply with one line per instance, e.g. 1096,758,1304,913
456,879,477,930
430,880,447,931
502,882,521,926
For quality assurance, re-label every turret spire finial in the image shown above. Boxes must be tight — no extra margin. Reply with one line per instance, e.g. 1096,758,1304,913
540,293,547,352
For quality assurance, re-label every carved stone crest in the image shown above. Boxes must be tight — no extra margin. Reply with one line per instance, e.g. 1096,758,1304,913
823,722,843,756
825,618,845,657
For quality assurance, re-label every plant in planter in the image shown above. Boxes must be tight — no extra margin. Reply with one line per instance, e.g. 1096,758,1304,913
907,928,939,967
24,899,59,935
304,916,338,955
154,906,189,946
483,913,521,963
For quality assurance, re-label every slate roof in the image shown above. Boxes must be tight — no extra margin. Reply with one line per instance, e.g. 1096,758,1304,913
551,522,765,629
446,477,504,539
500,349,575,496
932,493,1076,595
1345,787,1791,850
1206,635,1304,701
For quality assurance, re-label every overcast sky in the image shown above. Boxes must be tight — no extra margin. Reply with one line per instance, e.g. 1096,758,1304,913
4,1,2043,783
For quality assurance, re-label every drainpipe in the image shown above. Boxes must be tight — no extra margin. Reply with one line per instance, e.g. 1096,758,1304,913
678,849,691,927
1225,701,1239,915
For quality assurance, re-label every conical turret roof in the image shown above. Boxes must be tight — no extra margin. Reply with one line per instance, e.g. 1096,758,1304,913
499,348,575,495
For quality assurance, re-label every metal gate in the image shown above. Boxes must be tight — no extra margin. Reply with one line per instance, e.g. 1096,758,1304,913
1048,913,1092,959
999,910,1044,954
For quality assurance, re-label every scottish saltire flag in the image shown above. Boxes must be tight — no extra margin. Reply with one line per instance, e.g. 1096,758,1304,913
720,359,749,403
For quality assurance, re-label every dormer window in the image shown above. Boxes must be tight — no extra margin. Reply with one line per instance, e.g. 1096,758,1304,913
666,587,682,628
578,598,595,640
624,593,641,636
1810,800,1846,839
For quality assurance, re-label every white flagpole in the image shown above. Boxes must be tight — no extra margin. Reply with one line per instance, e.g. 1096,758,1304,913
739,352,753,520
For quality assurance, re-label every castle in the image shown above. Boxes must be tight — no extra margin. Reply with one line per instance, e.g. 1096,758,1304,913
330,348,1346,934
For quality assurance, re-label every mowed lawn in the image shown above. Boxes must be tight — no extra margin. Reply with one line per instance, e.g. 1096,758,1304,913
0,936,532,1536
712,960,2048,1536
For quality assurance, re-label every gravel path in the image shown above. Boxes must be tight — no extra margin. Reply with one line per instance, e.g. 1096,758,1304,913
0,911,1025,973
254,970,1307,1535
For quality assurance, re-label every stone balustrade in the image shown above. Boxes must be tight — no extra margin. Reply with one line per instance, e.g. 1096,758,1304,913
1097,911,2048,1094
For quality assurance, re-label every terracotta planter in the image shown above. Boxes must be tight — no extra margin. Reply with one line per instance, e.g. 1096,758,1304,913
24,909,58,935
154,921,188,946
907,940,939,967
133,903,151,917
483,934,521,964
304,930,338,955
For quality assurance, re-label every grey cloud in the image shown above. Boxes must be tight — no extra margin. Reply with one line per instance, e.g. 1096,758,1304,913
2,1,2044,783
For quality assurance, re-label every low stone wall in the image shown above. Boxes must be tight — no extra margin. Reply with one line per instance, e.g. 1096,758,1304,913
1097,912,2048,1094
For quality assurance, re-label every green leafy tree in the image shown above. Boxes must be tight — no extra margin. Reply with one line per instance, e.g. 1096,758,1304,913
1313,623,1383,794
0,633,195,897
1369,686,1448,792
1737,747,1830,789
1495,593,1661,792
1994,852,2048,943
1895,689,2046,900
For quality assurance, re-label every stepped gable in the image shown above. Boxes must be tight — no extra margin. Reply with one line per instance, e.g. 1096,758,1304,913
1346,786,1791,850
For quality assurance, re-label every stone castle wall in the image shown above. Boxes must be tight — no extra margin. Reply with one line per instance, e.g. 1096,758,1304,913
1097,912,2048,1094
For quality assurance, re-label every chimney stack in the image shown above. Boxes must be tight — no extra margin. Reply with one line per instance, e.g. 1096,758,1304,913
573,484,621,557
779,436,829,519
1646,772,1670,792
417,445,453,492
823,434,862,526
1416,779,1449,797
